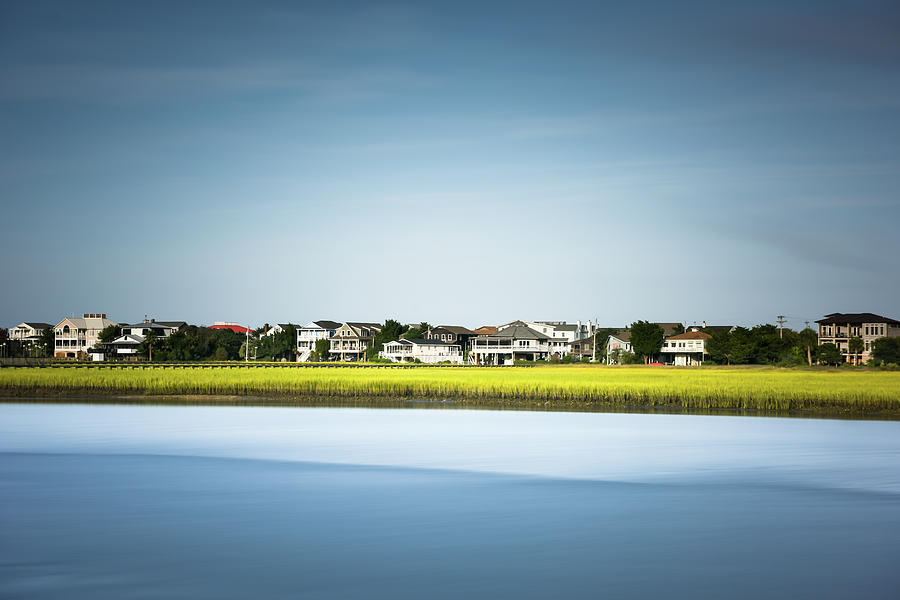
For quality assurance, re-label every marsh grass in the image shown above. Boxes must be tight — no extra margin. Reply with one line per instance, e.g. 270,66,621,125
1,364,899,415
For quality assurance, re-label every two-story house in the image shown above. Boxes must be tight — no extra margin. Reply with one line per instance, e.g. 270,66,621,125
470,322,550,365
425,326,475,353
107,320,187,357
381,338,463,364
9,322,52,345
296,320,341,361
605,323,683,364
660,331,711,366
816,313,900,364
54,313,118,359
330,322,382,361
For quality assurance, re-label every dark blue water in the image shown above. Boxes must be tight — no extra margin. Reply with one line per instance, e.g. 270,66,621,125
2,404,899,599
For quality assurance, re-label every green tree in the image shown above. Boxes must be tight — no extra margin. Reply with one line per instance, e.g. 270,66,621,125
706,329,733,364
138,329,158,361
98,325,119,344
39,327,55,358
871,337,900,365
256,325,297,361
671,323,685,335
367,319,406,360
314,337,331,362
816,343,842,366
630,321,664,363
402,322,431,340
728,328,754,364
848,337,864,365
797,328,818,366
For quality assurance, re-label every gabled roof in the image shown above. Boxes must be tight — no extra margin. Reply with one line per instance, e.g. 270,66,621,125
498,320,529,330
816,313,900,325
123,321,171,332
301,320,341,330
473,326,498,335
109,334,144,345
483,324,548,340
347,322,381,329
608,330,631,343
155,321,187,328
339,322,382,337
21,322,52,330
667,331,712,341
56,316,118,330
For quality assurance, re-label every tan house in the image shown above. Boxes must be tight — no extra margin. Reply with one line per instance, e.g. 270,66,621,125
816,313,900,364
54,313,118,358
661,331,711,366
329,322,382,361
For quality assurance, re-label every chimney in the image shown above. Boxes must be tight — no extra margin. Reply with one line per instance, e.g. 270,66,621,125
150,319,155,323
702,320,707,328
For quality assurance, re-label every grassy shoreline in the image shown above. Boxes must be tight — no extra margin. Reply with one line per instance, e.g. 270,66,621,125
2,364,899,418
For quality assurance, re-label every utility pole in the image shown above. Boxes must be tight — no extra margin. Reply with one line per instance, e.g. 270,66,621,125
245,327,249,362
777,315,787,339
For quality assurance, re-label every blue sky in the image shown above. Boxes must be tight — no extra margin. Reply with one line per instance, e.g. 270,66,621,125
2,0,899,329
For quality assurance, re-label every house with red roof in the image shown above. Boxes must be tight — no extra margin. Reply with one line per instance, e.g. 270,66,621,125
660,330,712,366
209,322,252,334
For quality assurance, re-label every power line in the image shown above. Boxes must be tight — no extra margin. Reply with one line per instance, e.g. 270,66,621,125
776,315,787,339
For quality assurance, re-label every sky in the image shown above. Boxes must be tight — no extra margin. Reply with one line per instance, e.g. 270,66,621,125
2,0,899,330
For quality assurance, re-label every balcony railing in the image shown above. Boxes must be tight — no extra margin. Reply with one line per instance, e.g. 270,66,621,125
471,341,550,352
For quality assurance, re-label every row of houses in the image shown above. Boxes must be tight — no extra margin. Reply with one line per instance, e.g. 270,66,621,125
10,316,193,359
8,312,900,365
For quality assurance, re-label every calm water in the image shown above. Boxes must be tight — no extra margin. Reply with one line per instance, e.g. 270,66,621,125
1,402,899,599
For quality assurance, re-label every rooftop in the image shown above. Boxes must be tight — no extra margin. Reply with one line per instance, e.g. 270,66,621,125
667,331,713,341
816,313,900,326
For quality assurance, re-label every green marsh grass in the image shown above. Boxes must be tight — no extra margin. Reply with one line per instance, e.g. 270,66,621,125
2,364,899,416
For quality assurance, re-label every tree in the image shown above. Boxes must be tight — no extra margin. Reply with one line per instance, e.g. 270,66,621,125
98,325,119,344
706,330,733,365
256,325,297,361
39,327,55,358
671,323,685,335
797,328,817,366
367,319,406,360
315,338,331,362
139,329,158,361
630,321,664,363
816,343,842,366
402,322,431,340
848,337,864,365
871,337,900,365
